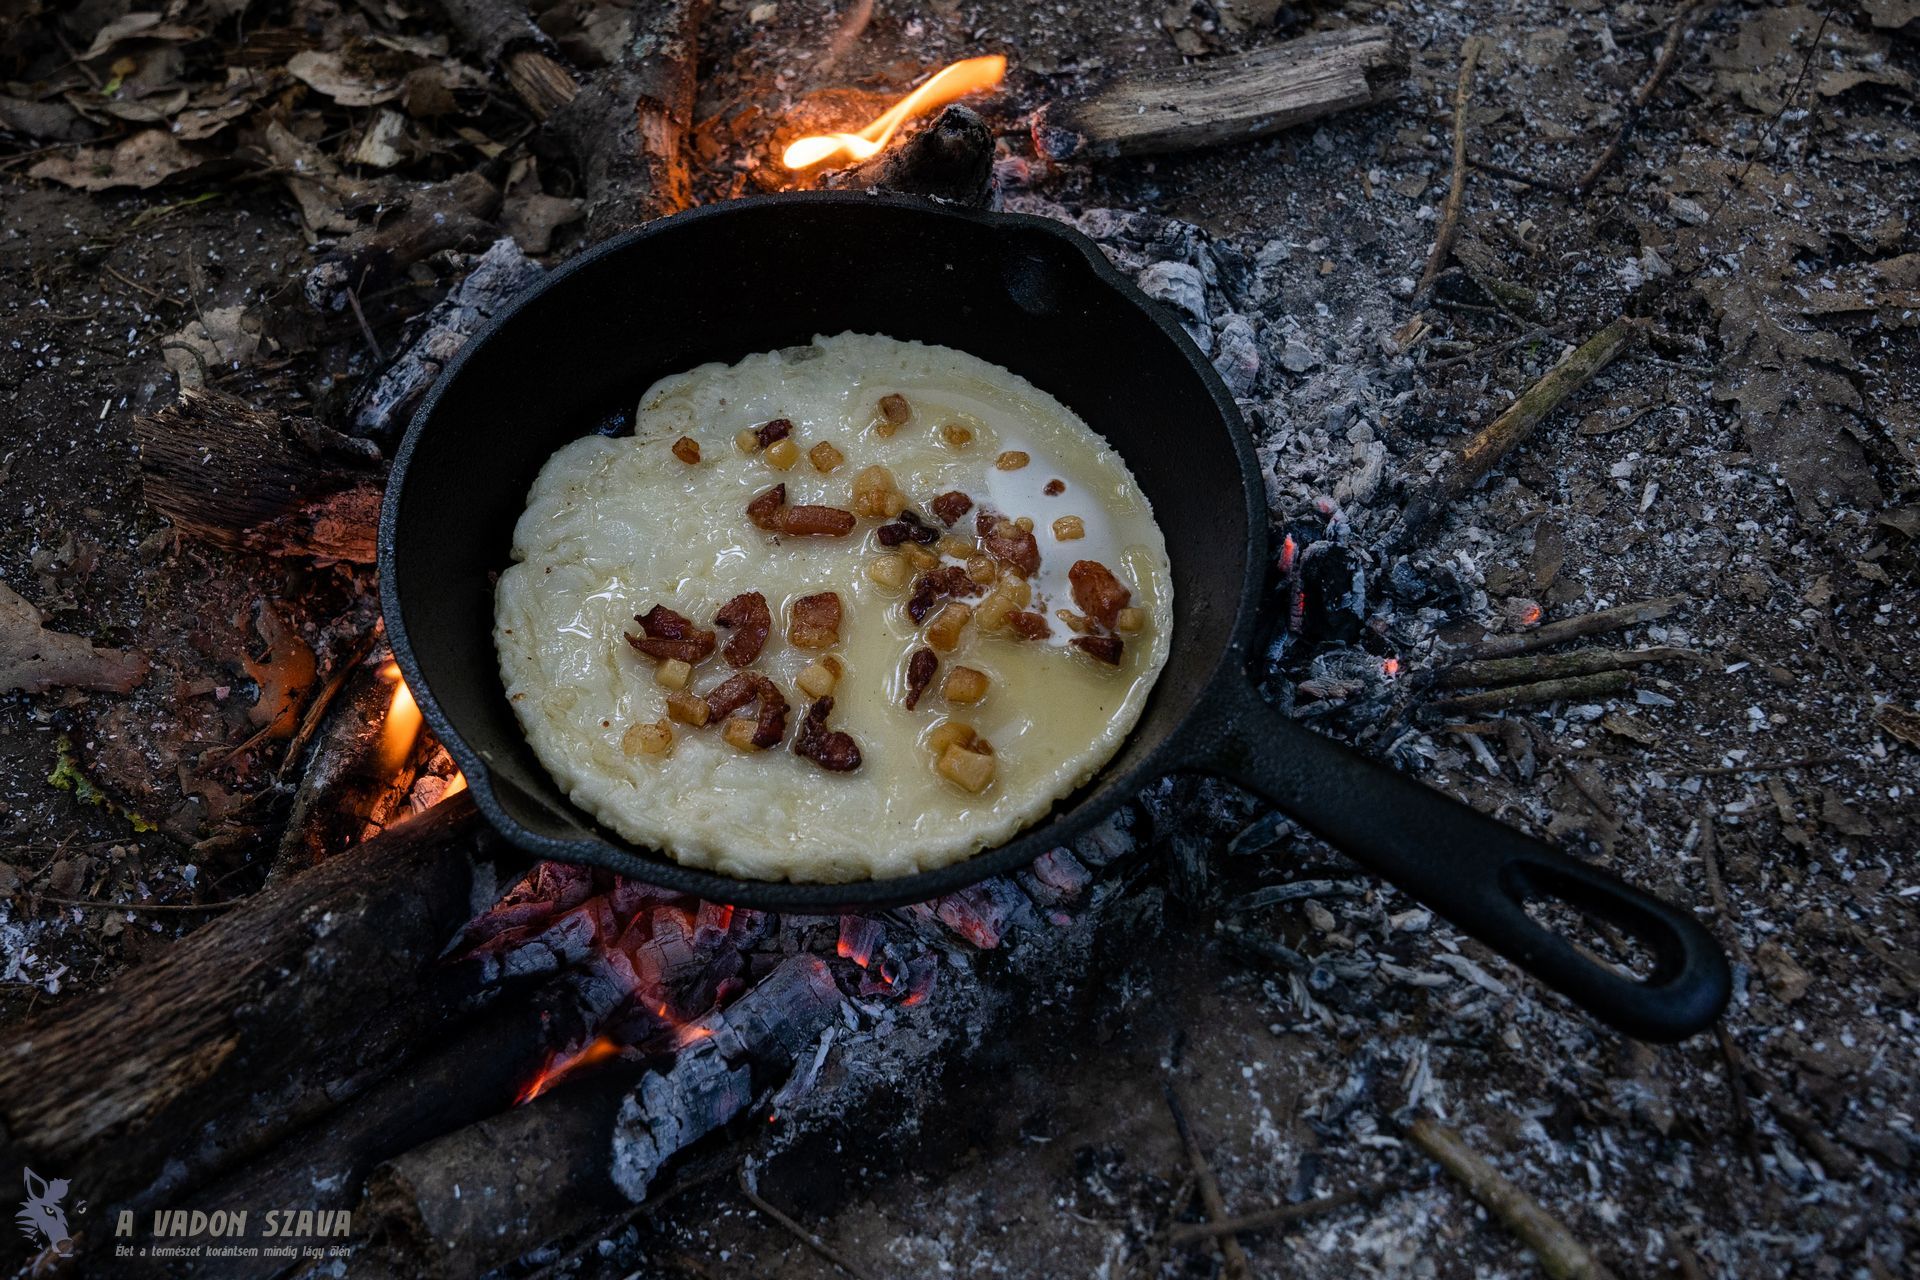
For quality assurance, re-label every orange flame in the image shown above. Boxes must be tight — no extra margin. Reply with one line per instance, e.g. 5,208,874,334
516,1037,620,1105
377,662,423,775
782,55,1007,170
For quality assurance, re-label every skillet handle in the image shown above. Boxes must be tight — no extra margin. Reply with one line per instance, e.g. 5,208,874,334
1193,677,1730,1042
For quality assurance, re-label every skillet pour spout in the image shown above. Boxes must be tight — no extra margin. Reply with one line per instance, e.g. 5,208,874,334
382,191,1730,1042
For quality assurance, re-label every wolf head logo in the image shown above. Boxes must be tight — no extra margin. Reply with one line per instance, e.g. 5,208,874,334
16,1168,73,1260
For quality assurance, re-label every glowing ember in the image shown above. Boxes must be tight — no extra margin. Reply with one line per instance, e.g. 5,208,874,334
1381,656,1401,678
376,662,423,775
1278,533,1298,575
1518,603,1543,626
516,1036,620,1105
781,55,1007,170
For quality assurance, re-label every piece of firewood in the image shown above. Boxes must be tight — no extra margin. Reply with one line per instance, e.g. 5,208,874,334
304,171,503,310
351,237,545,439
433,0,579,120
135,387,385,562
1034,28,1406,160
360,954,841,1280
548,0,709,239
0,580,149,694
822,103,994,206
273,647,416,880
0,796,498,1226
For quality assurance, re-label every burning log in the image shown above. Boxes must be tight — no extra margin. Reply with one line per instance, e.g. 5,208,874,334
821,103,995,206
359,955,842,1280
548,0,708,239
1034,28,1405,160
0,796,500,1229
134,387,384,562
273,653,425,879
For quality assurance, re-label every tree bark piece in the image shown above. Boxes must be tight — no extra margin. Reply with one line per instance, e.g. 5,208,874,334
0,796,496,1225
822,104,994,206
1391,318,1638,550
548,0,708,240
1034,28,1405,160
135,387,385,562
0,580,149,694
1410,1118,1621,1280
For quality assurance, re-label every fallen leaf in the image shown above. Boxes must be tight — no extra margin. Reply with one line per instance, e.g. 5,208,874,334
261,120,364,233
78,12,204,60
1820,789,1874,837
28,128,196,190
161,305,263,388
0,580,149,694
288,48,406,106
1875,703,1920,749
1755,940,1811,1003
350,109,410,168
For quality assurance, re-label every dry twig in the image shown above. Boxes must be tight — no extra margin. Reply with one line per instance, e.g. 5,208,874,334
1393,318,1640,550
738,1167,873,1280
1164,1080,1252,1280
1430,671,1632,715
1576,2,1711,193
1438,646,1702,689
1409,1118,1620,1280
1465,594,1684,660
1166,1185,1383,1242
1416,37,1486,293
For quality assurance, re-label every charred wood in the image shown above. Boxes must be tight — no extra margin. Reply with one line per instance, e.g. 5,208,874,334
0,796,500,1232
822,104,994,206
273,649,417,880
357,955,841,1280
135,388,384,562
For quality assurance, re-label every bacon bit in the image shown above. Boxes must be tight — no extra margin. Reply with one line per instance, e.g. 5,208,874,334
793,696,862,771
780,505,857,537
665,690,711,726
702,672,788,747
714,591,771,667
905,565,982,624
930,491,973,526
625,605,716,663
1006,610,1052,640
809,440,844,473
994,450,1029,471
904,647,937,709
1072,635,1124,665
788,592,843,649
878,393,911,425
1043,479,1065,496
1068,560,1131,629
747,483,787,530
876,509,938,546
671,436,701,464
976,510,1040,577
755,418,794,448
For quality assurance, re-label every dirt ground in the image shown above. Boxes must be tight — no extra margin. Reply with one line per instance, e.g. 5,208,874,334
2,0,1917,1277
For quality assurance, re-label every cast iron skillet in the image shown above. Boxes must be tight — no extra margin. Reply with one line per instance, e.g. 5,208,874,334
382,191,1729,1042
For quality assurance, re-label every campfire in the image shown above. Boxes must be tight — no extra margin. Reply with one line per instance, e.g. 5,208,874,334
8,1,1878,1277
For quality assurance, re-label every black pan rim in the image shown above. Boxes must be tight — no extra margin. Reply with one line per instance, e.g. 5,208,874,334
380,190,1269,910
